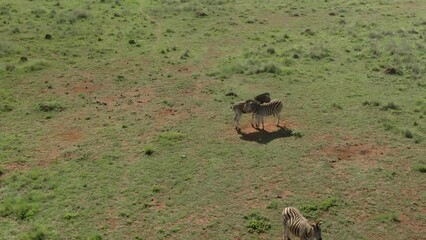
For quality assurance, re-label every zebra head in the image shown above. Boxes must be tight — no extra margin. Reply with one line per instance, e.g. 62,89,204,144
243,99,258,113
310,221,322,240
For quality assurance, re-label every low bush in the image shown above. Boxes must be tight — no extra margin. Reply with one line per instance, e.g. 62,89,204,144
244,211,272,233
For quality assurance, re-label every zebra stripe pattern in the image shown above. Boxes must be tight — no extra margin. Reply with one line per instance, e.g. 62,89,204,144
282,207,322,240
243,99,283,129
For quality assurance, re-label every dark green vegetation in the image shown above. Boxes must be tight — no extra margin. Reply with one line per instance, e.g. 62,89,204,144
1,0,425,239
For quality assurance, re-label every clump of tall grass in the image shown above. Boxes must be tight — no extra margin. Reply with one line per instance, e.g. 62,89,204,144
0,41,17,57
380,102,400,111
412,164,426,173
57,9,90,24
0,195,40,220
24,60,50,72
244,211,272,233
37,102,65,112
157,131,185,145
300,196,337,218
143,145,156,155
20,225,53,240
225,59,282,75
309,45,331,60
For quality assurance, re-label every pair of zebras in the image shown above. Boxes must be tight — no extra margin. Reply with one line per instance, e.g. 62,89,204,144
232,95,322,239
232,93,283,131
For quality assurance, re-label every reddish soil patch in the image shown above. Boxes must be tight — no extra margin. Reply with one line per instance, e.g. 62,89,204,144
106,209,119,231
36,126,84,166
312,138,390,169
151,198,166,211
1,163,31,177
157,108,177,116
397,213,425,234
71,82,99,95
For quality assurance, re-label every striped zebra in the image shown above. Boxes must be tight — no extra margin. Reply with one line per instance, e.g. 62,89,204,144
282,207,322,240
243,99,283,129
231,93,271,131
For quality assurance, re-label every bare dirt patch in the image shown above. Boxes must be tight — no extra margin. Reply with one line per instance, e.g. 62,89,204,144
35,125,84,166
312,138,390,169
70,82,100,95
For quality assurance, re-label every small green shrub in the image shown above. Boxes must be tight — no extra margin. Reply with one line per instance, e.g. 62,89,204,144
309,45,330,60
412,164,426,173
363,101,381,107
115,75,125,82
331,103,342,110
21,225,49,240
244,211,272,233
31,8,47,16
375,213,400,223
157,131,185,145
152,185,161,194
0,41,17,57
162,100,174,107
381,102,400,111
267,200,278,209
266,47,275,54
1,104,13,112
0,196,39,220
180,49,190,59
144,145,155,155
5,64,15,71
63,212,79,220
25,60,49,72
69,9,90,23
87,234,103,240
293,131,303,138
403,129,413,139
300,197,337,218
38,102,65,112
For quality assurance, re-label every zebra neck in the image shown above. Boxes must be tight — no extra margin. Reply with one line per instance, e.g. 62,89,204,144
304,226,314,239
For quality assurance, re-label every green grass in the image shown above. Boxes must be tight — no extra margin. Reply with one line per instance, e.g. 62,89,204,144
0,0,425,239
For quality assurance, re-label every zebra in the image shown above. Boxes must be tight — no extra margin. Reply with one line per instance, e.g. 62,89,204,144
282,207,322,240
243,99,283,129
231,93,271,131
254,92,271,104
231,101,253,131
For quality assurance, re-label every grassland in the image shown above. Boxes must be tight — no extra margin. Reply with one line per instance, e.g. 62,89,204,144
0,0,425,239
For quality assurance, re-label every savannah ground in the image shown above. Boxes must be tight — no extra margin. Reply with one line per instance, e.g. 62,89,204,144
0,0,425,239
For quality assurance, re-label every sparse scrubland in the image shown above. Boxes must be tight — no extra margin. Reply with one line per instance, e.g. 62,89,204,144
0,0,425,239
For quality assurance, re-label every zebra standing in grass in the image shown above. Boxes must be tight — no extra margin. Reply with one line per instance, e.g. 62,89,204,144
243,99,283,129
232,101,252,131
231,93,271,131
282,207,322,240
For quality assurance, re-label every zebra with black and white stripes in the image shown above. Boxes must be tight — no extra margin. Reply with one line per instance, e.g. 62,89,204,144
231,93,272,131
282,207,322,240
243,99,283,129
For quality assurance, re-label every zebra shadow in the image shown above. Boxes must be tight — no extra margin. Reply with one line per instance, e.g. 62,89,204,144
238,126,293,144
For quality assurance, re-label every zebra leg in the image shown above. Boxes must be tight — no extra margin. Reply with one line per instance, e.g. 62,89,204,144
233,112,241,131
251,113,256,128
276,113,281,127
256,115,261,129
283,223,290,240
261,116,265,130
